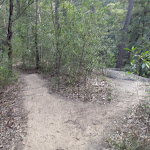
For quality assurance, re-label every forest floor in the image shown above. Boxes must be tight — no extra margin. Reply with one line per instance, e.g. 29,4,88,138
21,70,148,150
0,69,149,150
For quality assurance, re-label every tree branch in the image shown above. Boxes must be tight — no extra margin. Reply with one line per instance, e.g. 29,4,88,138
0,0,6,6
13,0,34,22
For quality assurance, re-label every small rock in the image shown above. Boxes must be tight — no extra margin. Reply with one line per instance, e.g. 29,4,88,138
0,145,3,149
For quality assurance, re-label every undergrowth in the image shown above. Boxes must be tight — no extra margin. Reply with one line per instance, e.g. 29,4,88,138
0,64,18,88
48,72,112,104
108,101,150,150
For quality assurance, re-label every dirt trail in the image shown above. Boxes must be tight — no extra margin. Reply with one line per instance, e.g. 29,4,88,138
22,72,148,150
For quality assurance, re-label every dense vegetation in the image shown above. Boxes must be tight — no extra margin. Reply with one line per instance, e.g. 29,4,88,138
0,0,150,88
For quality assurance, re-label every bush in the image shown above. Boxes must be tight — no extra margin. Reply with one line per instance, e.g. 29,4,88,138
0,64,17,88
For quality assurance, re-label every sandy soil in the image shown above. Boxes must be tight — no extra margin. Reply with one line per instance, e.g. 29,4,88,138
22,72,148,150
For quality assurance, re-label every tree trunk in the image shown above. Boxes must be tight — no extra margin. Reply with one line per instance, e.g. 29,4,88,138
35,0,40,69
116,0,134,69
123,0,134,32
7,0,14,74
55,0,61,89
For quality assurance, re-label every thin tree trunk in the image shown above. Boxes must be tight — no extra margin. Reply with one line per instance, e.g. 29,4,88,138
35,0,40,69
139,5,146,76
7,0,14,74
55,0,61,89
16,0,25,66
116,0,134,69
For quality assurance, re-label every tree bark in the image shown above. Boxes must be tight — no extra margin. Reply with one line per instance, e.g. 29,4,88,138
35,0,40,69
123,0,134,32
116,0,134,69
7,0,14,74
55,0,61,89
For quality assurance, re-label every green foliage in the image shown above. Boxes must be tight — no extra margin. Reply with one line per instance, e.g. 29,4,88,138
0,62,17,88
11,0,111,88
1,0,149,87
122,0,150,75
124,47,150,77
101,1,125,67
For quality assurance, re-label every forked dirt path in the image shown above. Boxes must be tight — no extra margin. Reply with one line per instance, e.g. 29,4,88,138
22,72,148,150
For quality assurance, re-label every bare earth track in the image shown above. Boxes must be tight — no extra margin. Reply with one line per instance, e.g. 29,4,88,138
22,71,148,150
